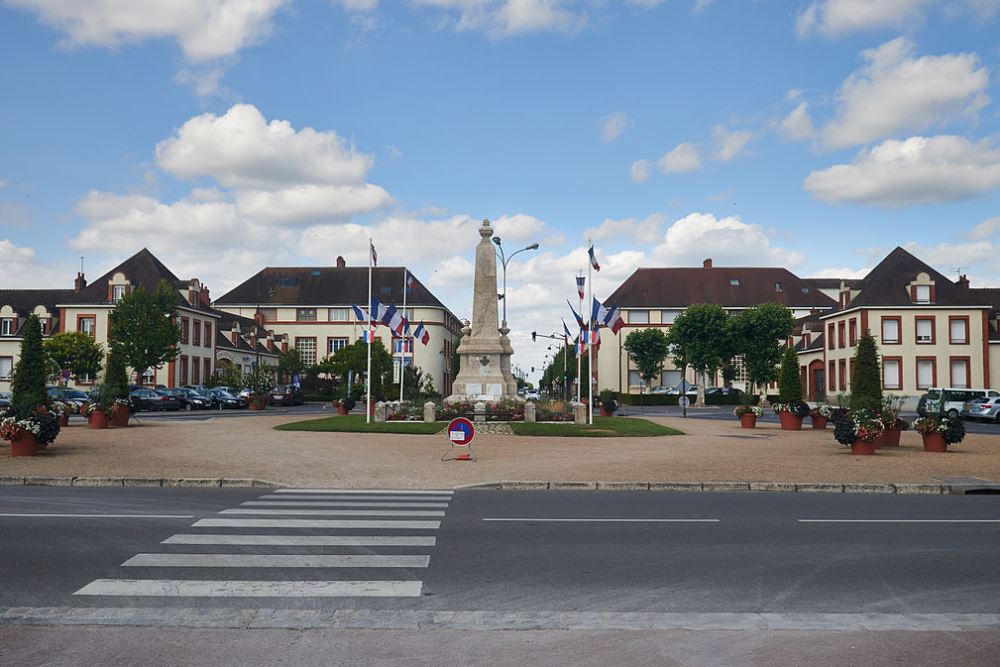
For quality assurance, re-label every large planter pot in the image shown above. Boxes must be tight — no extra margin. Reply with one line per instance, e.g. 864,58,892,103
882,428,901,448
599,406,614,417
59,412,70,428
851,439,877,455
335,403,348,416
739,414,757,429
109,406,130,427
810,415,828,430
247,395,267,411
778,411,803,431
88,410,109,429
9,432,38,457
922,432,948,453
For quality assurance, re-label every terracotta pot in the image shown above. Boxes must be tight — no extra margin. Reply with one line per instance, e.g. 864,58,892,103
247,395,267,411
336,404,348,416
109,406,130,427
739,413,757,429
922,432,948,453
88,410,109,429
882,428,901,448
600,406,613,417
778,411,803,431
851,439,877,455
10,431,38,457
810,415,828,429
59,412,70,428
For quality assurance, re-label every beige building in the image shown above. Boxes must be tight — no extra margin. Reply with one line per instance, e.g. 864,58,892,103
213,256,463,397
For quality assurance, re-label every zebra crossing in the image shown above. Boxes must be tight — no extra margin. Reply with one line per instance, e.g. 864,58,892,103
73,488,453,599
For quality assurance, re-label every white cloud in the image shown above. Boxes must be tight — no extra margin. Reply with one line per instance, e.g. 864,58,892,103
651,213,805,268
808,266,871,280
584,214,665,246
234,184,392,224
155,104,375,189
820,37,989,149
657,143,702,174
796,0,932,38
968,216,1000,240
902,240,997,267
780,102,816,140
712,126,752,162
804,135,1000,206
601,112,630,143
692,0,714,12
0,239,72,288
629,159,651,183
414,0,587,37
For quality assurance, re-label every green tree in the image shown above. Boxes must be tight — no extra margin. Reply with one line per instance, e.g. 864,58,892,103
44,332,104,384
11,315,48,418
777,346,803,404
850,329,883,411
541,344,588,401
667,303,731,406
108,280,181,381
330,340,393,400
731,303,795,404
102,345,131,402
277,348,305,383
624,328,670,393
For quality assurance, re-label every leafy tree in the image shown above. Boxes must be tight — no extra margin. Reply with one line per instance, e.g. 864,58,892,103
667,303,731,406
44,332,104,384
541,343,585,400
731,303,795,404
850,329,883,412
108,280,181,381
102,345,131,402
777,346,803,404
330,339,393,400
624,328,670,392
209,364,244,389
277,348,305,383
11,315,48,418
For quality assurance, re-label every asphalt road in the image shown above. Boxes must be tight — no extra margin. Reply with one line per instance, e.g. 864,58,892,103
4,486,1000,664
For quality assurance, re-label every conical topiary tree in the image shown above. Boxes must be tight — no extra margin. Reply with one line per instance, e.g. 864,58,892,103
11,314,48,419
850,329,882,412
103,344,131,403
777,346,803,404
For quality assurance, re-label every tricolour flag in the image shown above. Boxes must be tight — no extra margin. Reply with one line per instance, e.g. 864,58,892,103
362,329,374,344
381,303,407,335
575,275,586,300
370,240,378,267
592,297,608,328
352,304,366,322
370,297,388,325
588,243,600,271
567,299,585,329
562,318,573,343
413,321,430,346
606,305,625,334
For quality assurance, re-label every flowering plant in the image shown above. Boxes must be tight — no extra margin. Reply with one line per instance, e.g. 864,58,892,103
772,401,810,418
84,402,107,416
51,400,73,415
852,407,885,443
810,404,833,418
880,395,908,430
0,416,41,440
734,405,763,417
913,416,965,444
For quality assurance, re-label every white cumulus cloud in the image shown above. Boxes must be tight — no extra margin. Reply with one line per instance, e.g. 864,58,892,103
651,213,805,268
584,214,665,246
796,0,999,38
780,102,816,141
658,143,702,174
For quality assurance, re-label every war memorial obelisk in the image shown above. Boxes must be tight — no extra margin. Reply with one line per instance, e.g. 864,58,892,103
446,219,519,402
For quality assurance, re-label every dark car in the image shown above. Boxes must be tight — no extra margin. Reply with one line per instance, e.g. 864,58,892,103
47,386,90,411
203,388,247,409
162,388,212,411
269,384,305,406
129,388,181,412
0,391,10,409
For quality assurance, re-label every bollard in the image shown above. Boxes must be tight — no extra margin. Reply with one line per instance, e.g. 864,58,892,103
474,401,486,424
423,401,436,423
373,401,386,423
524,401,536,423
573,402,587,425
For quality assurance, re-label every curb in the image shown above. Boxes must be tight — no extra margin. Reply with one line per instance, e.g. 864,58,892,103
0,476,278,488
489,480,1000,495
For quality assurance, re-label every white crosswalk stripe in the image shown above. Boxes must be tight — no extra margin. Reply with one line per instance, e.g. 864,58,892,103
73,488,451,600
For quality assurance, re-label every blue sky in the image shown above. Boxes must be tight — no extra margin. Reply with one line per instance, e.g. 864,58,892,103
1,0,999,379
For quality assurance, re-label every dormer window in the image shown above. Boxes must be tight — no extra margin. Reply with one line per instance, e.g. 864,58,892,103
729,278,740,286
914,285,930,304
112,285,126,303
1,318,13,336
774,282,783,292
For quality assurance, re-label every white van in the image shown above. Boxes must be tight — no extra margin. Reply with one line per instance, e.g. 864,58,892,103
918,388,1000,418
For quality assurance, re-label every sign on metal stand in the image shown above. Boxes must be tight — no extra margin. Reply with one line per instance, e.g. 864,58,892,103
442,416,476,462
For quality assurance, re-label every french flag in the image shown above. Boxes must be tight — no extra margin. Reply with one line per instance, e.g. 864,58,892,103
605,306,625,334
413,322,430,346
576,275,585,300
562,318,573,343
352,304,366,322
370,297,388,325
381,303,407,335
362,329,374,344
567,300,585,329
588,244,600,272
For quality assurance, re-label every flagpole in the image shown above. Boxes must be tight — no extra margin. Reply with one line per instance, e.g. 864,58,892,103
577,272,583,403
587,241,594,425
366,238,373,424
399,269,407,403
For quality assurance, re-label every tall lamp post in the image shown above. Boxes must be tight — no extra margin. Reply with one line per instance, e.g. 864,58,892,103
493,237,539,327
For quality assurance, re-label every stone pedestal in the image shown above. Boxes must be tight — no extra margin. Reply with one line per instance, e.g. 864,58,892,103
524,402,536,423
373,402,386,423
573,402,587,425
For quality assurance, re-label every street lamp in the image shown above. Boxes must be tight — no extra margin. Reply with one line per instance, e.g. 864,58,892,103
493,237,539,327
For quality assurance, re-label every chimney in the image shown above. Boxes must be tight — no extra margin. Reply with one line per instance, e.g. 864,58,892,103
336,255,346,269
74,272,87,294
703,258,713,269
200,286,211,306
957,274,970,289
230,329,239,346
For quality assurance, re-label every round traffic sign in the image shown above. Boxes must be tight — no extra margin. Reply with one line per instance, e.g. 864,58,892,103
447,417,475,446
678,396,691,408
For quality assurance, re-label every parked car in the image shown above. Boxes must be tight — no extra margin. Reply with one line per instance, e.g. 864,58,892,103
704,387,744,398
649,386,670,395
129,388,181,412
960,396,1000,423
0,391,10,409
269,384,305,406
917,387,1000,418
666,384,698,396
203,388,247,409
162,387,213,411
46,386,91,410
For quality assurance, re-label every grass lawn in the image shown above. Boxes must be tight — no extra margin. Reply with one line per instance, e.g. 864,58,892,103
275,415,444,434
511,416,683,437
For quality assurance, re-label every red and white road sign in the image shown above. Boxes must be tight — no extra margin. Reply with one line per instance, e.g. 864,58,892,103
447,417,475,447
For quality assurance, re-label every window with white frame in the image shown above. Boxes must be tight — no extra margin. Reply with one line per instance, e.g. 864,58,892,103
327,337,348,354
883,359,901,390
329,308,350,322
917,359,934,389
914,285,931,304
950,358,969,388
628,310,649,324
916,318,933,343
881,318,900,343
1,318,13,336
0,357,11,381
112,285,126,302
949,318,968,344
296,308,317,322
79,317,96,336
660,310,681,324
295,337,317,366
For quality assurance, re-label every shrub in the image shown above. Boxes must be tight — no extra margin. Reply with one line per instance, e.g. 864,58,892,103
850,330,883,412
11,315,48,419
777,346,802,404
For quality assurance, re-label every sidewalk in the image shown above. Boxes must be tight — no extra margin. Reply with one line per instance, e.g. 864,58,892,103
3,414,1000,489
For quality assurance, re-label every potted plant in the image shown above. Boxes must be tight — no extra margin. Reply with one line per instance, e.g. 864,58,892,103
809,404,833,429
336,395,356,416
913,415,965,452
598,389,618,417
85,400,109,429
775,347,808,430
879,395,908,448
103,345,132,427
52,400,72,428
1,414,42,456
734,404,762,428
833,407,882,455
109,398,132,427
244,365,275,411
773,401,810,430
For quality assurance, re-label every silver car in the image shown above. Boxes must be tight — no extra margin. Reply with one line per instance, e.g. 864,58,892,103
960,397,1000,423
